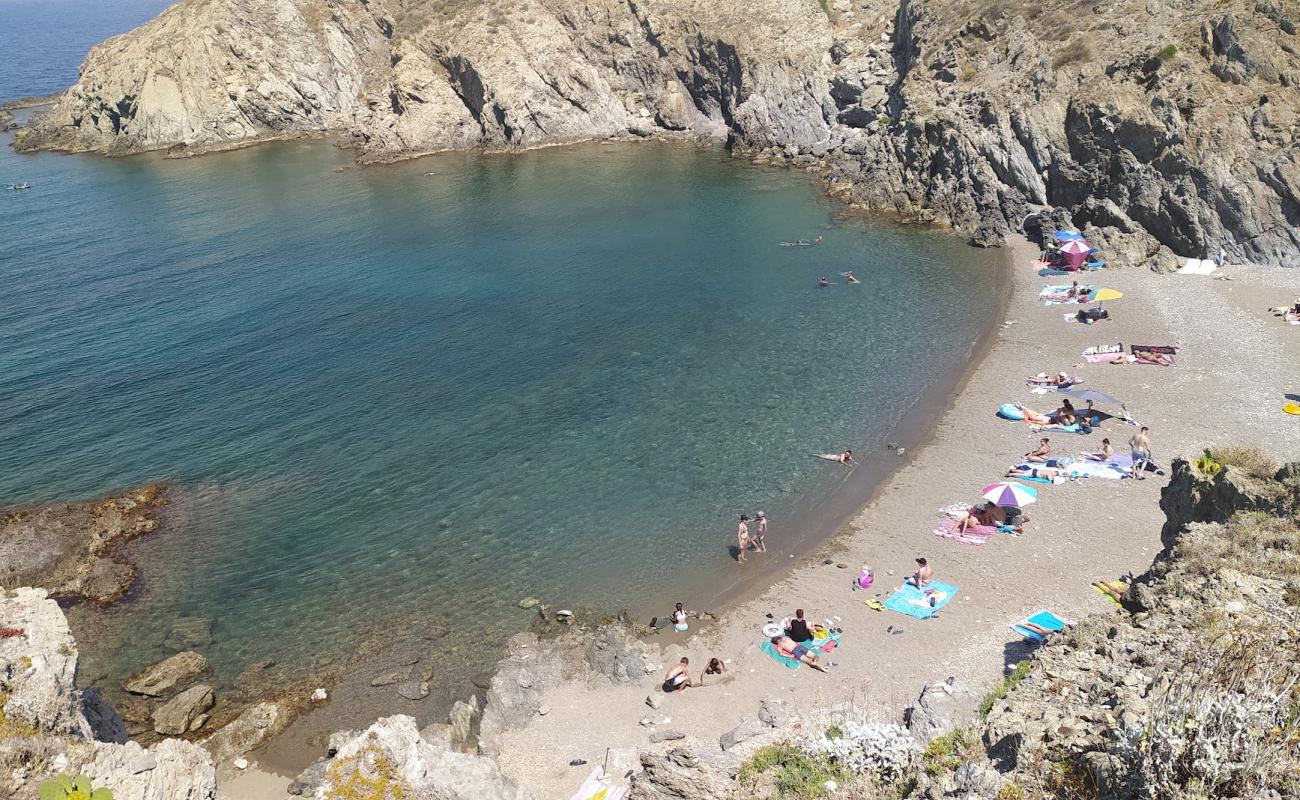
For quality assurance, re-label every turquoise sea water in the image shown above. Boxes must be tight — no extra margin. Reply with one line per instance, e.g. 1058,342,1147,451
0,1,1001,729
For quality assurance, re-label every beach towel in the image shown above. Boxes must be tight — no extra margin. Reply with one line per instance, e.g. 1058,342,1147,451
1011,610,1072,642
1177,258,1218,275
933,515,995,544
1066,460,1129,480
1092,580,1129,607
884,581,957,619
760,632,842,670
1041,284,1093,305
569,768,628,800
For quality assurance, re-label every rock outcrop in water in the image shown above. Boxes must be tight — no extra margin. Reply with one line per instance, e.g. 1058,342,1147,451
0,587,217,800
0,485,169,606
13,0,1300,266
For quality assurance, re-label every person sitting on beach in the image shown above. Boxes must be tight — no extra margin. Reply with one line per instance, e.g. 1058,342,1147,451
737,515,751,563
1066,281,1081,298
1007,464,1060,480
987,503,1029,533
663,657,692,692
1086,438,1115,461
1083,400,1101,428
819,276,829,287
1054,399,1077,426
671,602,690,632
703,657,726,681
846,271,860,284
1025,438,1051,463
905,557,933,587
784,609,814,643
770,636,828,672
837,449,855,464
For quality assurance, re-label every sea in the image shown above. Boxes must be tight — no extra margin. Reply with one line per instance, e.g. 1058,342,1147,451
0,0,1003,742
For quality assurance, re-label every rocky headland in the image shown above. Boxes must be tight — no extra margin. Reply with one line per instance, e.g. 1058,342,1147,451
12,0,1300,267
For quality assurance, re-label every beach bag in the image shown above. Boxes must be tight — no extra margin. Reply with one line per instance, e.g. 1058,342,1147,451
857,566,874,589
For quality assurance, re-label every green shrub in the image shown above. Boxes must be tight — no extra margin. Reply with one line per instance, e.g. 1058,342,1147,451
1156,44,1178,61
978,661,1033,719
921,727,981,777
738,744,845,798
1210,447,1276,480
38,774,114,800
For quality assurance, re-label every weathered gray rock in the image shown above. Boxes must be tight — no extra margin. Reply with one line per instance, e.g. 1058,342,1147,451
585,624,650,685
152,684,215,735
449,696,480,750
629,748,733,800
649,728,686,743
317,715,528,800
200,701,289,763
396,680,430,701
0,587,217,800
907,677,974,743
124,651,207,697
719,717,768,751
477,633,577,755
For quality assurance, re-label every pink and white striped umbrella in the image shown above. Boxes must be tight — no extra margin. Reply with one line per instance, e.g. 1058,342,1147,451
982,481,1039,507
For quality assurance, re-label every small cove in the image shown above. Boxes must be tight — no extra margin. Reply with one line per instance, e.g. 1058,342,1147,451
1,127,1001,736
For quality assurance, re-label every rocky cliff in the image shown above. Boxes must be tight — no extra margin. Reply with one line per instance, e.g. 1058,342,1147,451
13,0,1300,267
0,587,217,800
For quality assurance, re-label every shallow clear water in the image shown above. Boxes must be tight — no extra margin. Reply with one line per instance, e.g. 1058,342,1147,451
0,0,175,101
1,136,1000,696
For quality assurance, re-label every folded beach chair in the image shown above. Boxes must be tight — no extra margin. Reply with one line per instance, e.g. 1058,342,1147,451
1011,610,1072,642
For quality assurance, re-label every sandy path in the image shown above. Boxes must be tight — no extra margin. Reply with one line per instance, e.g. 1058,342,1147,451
492,244,1300,798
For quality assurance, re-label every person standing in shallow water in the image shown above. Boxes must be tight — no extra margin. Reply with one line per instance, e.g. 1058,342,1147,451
737,514,751,563
752,511,768,553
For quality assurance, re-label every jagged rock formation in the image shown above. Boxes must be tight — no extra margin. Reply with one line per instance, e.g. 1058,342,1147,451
0,485,168,605
0,587,217,800
12,0,1300,266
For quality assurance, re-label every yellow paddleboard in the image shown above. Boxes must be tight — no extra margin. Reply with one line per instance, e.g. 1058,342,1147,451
1285,402,1300,415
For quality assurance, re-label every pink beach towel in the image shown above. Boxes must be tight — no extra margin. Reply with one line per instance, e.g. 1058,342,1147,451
933,516,995,545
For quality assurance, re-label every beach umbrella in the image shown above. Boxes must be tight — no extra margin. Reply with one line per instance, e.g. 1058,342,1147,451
1058,386,1122,406
1060,240,1092,268
982,481,1038,507
1092,288,1123,302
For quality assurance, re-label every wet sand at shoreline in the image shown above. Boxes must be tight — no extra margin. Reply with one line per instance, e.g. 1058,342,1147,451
488,242,1300,799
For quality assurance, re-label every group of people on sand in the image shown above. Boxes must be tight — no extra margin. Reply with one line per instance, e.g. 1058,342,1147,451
767,608,836,672
662,654,727,691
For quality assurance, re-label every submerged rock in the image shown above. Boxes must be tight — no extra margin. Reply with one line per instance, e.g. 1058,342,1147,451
124,651,208,697
152,684,215,735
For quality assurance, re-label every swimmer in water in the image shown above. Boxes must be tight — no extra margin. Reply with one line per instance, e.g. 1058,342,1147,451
819,276,829,287
846,271,860,284
838,449,855,464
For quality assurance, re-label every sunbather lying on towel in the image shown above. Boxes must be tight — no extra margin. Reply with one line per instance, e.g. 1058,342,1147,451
1026,372,1078,387
769,636,828,672
1021,619,1071,638
1076,306,1109,324
1007,464,1060,480
1091,581,1126,603
1014,402,1053,425
986,502,1029,533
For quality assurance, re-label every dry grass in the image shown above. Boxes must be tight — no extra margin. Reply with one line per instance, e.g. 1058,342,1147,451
1175,512,1300,580
1210,447,1278,480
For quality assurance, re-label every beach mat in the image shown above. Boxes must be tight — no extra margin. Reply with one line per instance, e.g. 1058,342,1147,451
933,516,995,544
569,768,628,800
884,581,957,619
760,633,841,670
1011,610,1072,641
1092,580,1128,607
1066,460,1129,480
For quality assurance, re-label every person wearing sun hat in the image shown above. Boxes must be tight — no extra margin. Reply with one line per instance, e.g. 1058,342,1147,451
752,511,768,552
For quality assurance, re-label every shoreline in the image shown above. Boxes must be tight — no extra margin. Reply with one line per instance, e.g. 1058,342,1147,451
486,237,1300,799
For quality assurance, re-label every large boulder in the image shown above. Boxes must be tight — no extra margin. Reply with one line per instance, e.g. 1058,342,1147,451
477,634,577,754
629,748,733,800
200,701,289,763
316,715,528,800
123,651,207,697
152,684,215,735
0,587,89,736
584,624,651,685
907,677,975,743
73,737,217,800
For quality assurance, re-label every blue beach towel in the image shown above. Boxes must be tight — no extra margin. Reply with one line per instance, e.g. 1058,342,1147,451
884,581,957,619
1011,610,1071,641
760,633,842,670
